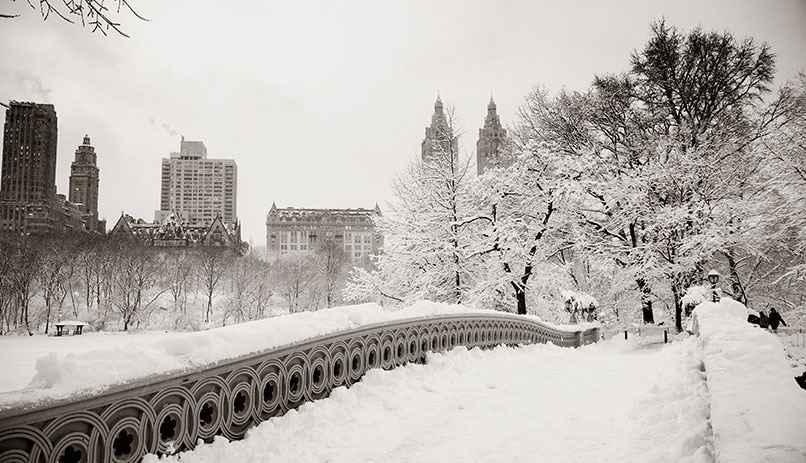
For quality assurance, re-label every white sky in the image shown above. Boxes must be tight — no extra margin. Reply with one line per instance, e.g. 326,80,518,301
1,0,804,245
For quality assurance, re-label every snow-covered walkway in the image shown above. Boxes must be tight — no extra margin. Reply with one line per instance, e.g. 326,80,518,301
145,338,713,463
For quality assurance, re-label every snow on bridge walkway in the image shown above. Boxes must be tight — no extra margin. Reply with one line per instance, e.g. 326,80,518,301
146,338,713,463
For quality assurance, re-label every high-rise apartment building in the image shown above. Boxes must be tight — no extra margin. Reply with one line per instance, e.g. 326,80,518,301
476,97,509,175
265,203,383,260
157,136,238,228
421,95,458,162
69,135,103,232
0,101,58,233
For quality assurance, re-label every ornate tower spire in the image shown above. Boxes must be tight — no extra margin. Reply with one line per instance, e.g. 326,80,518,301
421,94,458,162
69,134,101,231
476,95,508,175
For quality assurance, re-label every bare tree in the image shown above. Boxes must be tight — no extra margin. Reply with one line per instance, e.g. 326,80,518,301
0,235,15,334
111,241,166,330
9,235,42,335
275,253,314,312
2,0,148,37
162,249,194,314
311,239,348,308
196,247,234,324
38,236,69,334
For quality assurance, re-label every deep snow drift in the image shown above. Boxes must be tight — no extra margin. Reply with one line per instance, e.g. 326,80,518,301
144,338,713,463
691,299,806,462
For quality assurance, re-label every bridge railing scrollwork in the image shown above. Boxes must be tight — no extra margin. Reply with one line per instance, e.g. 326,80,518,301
0,313,599,462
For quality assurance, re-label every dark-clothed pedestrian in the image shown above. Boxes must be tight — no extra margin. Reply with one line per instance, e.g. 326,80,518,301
758,310,769,329
768,308,787,332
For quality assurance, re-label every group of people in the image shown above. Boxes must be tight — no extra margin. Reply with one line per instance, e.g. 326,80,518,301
747,307,787,332
564,298,597,325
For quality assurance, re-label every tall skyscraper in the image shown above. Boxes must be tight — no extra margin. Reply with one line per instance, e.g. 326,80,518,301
157,136,238,228
0,101,58,233
69,134,101,231
476,96,509,175
421,95,458,162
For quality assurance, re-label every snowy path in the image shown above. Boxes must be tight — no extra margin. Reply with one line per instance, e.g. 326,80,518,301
147,338,713,463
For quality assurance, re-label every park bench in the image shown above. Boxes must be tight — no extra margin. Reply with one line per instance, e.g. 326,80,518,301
54,321,87,336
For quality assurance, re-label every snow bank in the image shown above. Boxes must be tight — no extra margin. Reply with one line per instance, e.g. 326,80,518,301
629,337,713,462
0,301,571,411
691,299,806,463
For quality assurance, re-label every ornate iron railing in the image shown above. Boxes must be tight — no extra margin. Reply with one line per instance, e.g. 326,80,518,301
0,313,599,463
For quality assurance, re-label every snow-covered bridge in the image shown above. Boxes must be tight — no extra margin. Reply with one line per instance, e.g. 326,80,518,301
0,303,598,462
0,301,804,463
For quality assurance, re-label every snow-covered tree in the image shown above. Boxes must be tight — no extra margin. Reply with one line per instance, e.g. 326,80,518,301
516,21,781,330
347,105,479,306
463,141,574,317
196,247,234,324
111,241,166,331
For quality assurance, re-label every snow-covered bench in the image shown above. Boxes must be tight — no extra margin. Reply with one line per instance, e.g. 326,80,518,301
53,321,87,336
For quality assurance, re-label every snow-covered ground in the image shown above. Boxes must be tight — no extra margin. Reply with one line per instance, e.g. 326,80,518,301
142,338,713,463
1,300,804,462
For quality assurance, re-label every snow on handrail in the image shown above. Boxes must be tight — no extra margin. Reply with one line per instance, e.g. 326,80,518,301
0,312,599,463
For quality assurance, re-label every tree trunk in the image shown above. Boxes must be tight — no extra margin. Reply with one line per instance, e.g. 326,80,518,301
724,251,747,305
636,278,655,324
511,282,527,315
671,281,683,332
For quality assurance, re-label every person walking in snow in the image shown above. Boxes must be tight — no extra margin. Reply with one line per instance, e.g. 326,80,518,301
768,308,786,332
758,310,769,330
706,270,722,303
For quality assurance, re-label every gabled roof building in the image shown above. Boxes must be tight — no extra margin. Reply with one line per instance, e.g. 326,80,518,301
111,210,243,251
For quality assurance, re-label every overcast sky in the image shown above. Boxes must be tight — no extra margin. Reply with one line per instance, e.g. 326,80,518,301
1,0,804,246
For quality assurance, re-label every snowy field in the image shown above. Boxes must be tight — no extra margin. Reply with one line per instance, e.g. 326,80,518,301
1,301,804,462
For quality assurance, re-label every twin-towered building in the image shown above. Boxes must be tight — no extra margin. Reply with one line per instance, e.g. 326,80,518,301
421,95,509,175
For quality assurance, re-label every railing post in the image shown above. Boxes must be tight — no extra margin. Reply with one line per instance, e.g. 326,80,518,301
664,329,668,344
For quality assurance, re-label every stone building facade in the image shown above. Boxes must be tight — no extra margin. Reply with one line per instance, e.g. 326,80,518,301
265,202,382,260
